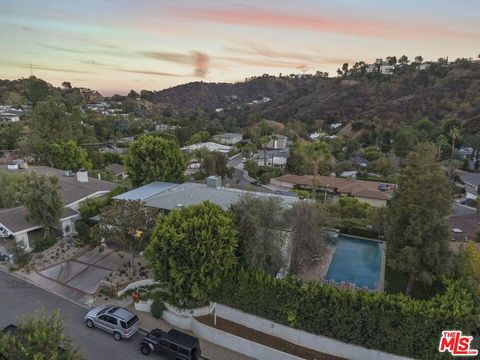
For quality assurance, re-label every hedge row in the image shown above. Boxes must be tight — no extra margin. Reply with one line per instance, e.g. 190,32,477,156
213,270,478,359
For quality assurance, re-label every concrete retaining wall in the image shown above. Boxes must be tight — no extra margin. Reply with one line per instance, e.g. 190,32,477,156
191,318,303,360
212,303,411,360
162,303,210,331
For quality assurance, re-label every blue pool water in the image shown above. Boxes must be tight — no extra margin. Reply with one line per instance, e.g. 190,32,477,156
324,235,384,290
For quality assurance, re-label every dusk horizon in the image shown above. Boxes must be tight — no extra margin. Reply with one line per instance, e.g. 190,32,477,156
1,0,479,95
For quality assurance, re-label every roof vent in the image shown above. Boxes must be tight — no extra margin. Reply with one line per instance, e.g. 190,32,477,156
206,175,221,189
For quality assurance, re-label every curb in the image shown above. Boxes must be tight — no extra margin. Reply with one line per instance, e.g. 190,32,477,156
0,266,89,310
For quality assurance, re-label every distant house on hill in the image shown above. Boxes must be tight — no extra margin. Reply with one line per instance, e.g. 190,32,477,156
212,132,243,145
181,142,232,154
266,135,288,149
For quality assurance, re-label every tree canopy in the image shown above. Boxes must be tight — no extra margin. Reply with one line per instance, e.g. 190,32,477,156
22,173,64,239
125,135,187,186
145,201,238,308
387,143,453,294
98,200,158,275
48,140,91,171
0,309,83,360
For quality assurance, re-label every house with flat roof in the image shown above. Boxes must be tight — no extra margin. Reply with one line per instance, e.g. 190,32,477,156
181,142,232,154
212,133,243,145
0,166,117,250
114,177,302,272
270,174,394,207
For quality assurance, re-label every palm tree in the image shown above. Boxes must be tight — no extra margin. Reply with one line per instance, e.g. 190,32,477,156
261,136,270,166
449,127,461,159
307,141,332,197
270,135,278,167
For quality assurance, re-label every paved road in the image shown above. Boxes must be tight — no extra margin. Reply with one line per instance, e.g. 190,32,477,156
0,270,159,360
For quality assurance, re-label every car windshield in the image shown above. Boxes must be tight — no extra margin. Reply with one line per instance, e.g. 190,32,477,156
97,307,108,316
126,315,139,328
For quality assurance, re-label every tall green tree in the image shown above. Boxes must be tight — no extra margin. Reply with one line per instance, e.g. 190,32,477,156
284,201,333,275
21,97,77,162
48,140,91,170
22,173,64,239
0,122,23,150
125,135,187,186
393,127,416,158
231,195,285,275
305,141,332,196
387,143,452,294
98,200,158,276
145,201,238,308
0,309,83,360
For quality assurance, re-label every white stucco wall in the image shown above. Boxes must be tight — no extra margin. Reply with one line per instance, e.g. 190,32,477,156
212,303,411,360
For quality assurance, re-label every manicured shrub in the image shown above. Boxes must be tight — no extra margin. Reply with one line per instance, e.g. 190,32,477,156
213,270,479,359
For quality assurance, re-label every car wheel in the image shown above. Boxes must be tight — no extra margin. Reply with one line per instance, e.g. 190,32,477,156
85,319,94,328
140,344,151,356
113,331,122,341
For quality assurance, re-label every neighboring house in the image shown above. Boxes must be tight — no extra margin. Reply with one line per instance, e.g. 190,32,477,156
447,214,480,242
212,133,243,145
99,146,128,155
266,135,288,149
330,123,343,130
105,163,127,179
181,142,232,154
379,65,395,75
115,177,301,272
0,166,117,251
270,174,394,207
0,105,25,123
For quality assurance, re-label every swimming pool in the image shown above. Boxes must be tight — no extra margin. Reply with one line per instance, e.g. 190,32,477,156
324,235,384,290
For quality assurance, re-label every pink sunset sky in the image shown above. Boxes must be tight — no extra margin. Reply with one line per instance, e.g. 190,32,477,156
0,0,479,95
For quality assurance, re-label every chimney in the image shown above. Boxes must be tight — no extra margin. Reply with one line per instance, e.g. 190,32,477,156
77,169,89,183
206,175,221,189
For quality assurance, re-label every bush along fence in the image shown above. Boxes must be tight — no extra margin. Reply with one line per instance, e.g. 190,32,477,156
213,270,479,359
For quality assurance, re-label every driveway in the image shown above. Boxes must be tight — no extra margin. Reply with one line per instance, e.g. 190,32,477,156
25,248,127,304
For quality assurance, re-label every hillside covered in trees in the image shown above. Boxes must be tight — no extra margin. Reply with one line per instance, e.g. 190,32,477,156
151,59,480,135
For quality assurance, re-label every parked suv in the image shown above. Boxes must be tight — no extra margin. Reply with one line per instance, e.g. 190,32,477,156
84,306,139,341
140,328,201,359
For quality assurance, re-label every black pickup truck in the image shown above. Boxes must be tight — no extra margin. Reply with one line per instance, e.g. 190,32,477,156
140,328,201,359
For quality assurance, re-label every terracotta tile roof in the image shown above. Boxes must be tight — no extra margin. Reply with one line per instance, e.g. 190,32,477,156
271,174,394,201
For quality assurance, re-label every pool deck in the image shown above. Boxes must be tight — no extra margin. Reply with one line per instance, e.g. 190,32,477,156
298,245,335,283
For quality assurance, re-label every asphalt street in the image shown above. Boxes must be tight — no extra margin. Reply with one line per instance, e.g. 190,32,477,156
0,270,161,360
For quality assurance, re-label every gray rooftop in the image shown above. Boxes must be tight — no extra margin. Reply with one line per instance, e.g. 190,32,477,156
214,132,242,139
0,206,78,234
0,166,118,206
113,182,178,201
143,182,299,211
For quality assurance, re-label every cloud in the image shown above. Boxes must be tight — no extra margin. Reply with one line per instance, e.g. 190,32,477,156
118,69,184,77
171,4,480,40
141,50,210,78
39,43,87,54
223,44,320,63
0,61,90,74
